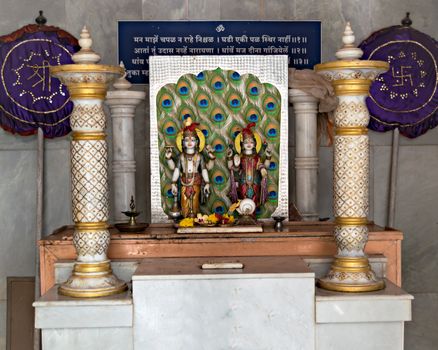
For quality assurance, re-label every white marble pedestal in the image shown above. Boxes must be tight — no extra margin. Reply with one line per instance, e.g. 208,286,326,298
316,281,413,350
132,256,315,350
35,256,412,350
33,288,133,350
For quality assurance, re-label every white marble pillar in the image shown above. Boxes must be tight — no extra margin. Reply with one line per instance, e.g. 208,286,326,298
50,27,127,297
315,23,388,292
289,89,319,221
106,65,145,222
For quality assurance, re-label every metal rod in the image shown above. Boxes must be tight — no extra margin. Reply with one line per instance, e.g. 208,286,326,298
387,128,400,228
34,127,44,350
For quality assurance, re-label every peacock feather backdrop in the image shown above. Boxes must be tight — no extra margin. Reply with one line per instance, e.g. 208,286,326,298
156,68,281,218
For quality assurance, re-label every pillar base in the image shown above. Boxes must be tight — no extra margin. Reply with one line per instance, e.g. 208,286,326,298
317,256,385,292
58,261,128,298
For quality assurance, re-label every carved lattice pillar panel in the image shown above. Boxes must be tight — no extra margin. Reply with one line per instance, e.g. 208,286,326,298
315,23,388,292
51,27,127,297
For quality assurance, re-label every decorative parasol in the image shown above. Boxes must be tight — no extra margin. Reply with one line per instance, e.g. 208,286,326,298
359,12,437,138
0,10,78,137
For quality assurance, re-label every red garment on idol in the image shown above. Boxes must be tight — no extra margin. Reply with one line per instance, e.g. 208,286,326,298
237,154,261,204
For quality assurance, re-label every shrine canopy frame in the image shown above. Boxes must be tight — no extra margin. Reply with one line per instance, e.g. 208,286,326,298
149,55,289,223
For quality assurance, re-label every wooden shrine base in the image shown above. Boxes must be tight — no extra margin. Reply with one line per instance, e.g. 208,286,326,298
38,221,403,295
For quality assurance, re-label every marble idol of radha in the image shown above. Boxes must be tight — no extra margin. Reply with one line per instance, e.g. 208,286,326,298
165,117,215,218
227,122,271,211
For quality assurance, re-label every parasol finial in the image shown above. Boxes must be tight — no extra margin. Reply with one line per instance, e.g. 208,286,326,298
401,12,412,27
35,10,47,26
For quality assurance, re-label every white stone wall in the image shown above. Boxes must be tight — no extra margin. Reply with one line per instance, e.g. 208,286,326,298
0,0,437,349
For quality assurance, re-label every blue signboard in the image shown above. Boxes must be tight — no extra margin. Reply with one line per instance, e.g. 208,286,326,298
118,21,321,84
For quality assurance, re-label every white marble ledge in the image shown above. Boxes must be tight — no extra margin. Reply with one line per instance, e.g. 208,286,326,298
316,280,413,324
132,256,315,281
34,286,133,329
34,285,132,307
316,280,413,301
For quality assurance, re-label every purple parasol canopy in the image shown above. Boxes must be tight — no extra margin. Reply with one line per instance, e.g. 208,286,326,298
0,24,78,138
359,21,437,138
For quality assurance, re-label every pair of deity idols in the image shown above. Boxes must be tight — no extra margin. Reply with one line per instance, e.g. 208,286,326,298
165,118,271,220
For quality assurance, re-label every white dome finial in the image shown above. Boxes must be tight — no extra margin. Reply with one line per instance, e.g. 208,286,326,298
113,61,132,90
342,22,355,47
335,22,363,60
72,25,101,64
78,26,92,50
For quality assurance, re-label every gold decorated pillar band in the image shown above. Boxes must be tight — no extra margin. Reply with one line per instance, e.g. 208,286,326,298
74,261,111,273
68,84,108,100
75,222,109,230
331,256,370,272
72,132,106,141
335,217,369,226
335,127,368,136
332,79,372,95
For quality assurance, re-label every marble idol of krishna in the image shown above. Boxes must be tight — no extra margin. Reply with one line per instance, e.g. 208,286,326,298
165,117,216,218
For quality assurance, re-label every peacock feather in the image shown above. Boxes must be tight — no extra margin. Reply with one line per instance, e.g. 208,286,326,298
194,90,212,114
209,131,228,159
210,105,228,125
161,120,178,140
264,121,280,143
156,68,282,218
195,71,206,84
228,119,245,140
246,77,264,100
211,199,228,215
225,88,244,114
198,122,212,141
228,70,242,82
244,105,263,124
262,93,280,118
175,76,192,100
209,69,227,95
177,104,195,122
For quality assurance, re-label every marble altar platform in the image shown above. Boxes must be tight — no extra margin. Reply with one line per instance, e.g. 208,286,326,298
34,255,412,350
133,256,315,350
38,222,404,294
